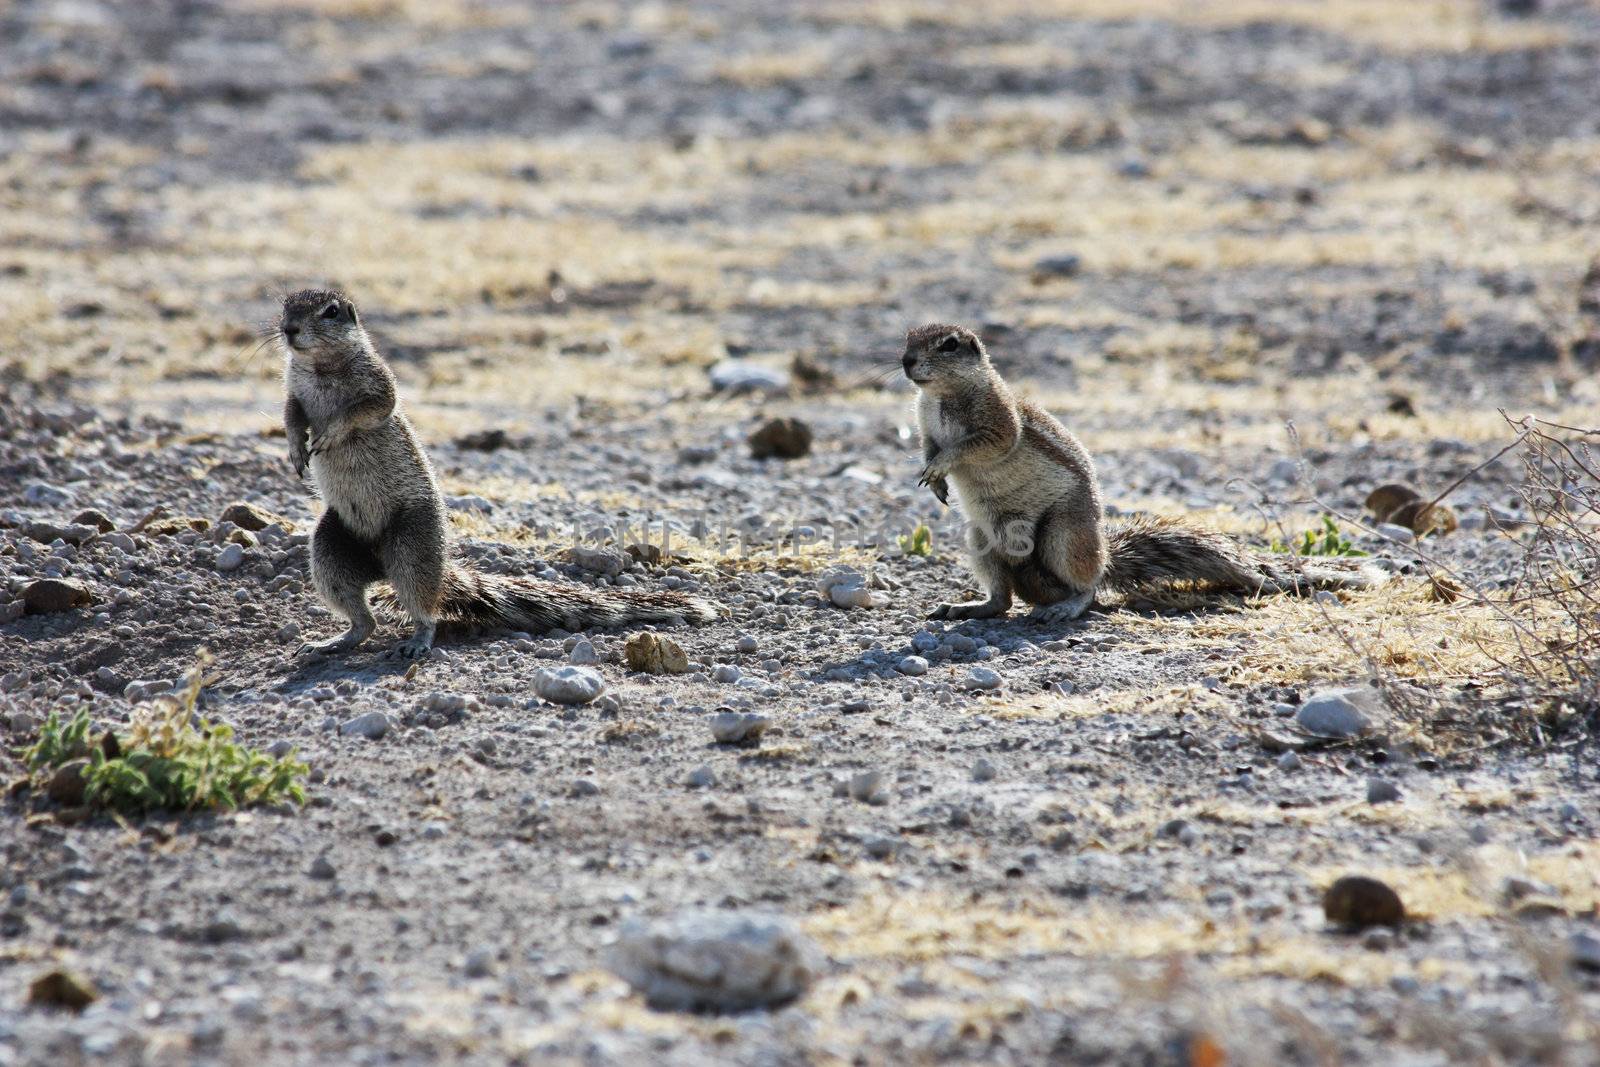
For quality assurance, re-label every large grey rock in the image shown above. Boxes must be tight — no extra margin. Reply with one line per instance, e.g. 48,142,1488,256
709,711,769,744
570,546,628,577
965,667,1003,691
339,711,391,740
608,911,820,1012
535,665,605,705
1296,687,1381,738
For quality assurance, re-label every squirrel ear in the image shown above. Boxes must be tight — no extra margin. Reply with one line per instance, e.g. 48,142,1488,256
347,303,359,325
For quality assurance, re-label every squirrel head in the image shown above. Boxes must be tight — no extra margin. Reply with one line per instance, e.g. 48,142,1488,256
902,323,990,392
279,289,367,369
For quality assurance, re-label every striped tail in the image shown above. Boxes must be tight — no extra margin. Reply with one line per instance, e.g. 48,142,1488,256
1102,515,1387,596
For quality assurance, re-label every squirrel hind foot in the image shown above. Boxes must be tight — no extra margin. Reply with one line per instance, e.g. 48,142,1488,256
1026,590,1094,625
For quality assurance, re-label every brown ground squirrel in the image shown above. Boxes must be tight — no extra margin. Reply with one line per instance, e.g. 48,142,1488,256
279,288,714,658
903,323,1384,623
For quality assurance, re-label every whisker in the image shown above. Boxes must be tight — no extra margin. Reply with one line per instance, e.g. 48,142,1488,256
840,358,907,392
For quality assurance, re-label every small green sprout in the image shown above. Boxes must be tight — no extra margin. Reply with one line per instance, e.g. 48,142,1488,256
1270,515,1368,558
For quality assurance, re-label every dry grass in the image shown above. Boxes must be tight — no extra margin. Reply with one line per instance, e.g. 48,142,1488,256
815,0,1567,53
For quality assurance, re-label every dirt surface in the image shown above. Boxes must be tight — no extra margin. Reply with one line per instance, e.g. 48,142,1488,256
3,1,1600,1064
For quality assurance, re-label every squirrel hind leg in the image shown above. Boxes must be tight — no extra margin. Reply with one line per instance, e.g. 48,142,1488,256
304,509,382,655
377,508,446,657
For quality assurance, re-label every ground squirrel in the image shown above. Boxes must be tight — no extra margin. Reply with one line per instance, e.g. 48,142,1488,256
903,323,1384,622
278,288,715,658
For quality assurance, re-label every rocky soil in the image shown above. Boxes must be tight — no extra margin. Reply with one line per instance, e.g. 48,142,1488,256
2,1,1599,1065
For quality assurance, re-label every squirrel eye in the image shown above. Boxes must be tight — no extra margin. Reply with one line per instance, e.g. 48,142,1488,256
938,336,960,353
321,303,341,320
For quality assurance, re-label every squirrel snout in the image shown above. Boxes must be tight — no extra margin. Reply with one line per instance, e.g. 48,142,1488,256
902,352,917,375
283,324,301,341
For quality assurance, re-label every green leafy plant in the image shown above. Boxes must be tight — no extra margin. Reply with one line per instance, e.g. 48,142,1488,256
23,659,307,814
1269,515,1367,558
898,523,934,557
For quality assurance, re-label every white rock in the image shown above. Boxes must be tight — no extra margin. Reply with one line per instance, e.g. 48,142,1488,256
339,711,391,740
214,543,245,572
965,667,1003,691
848,770,886,805
608,911,820,1011
735,634,759,654
571,546,628,577
709,711,769,744
896,655,928,676
816,567,886,610
685,765,716,789
708,360,790,395
568,639,599,665
712,664,741,683
971,758,997,783
1296,687,1379,738
535,665,605,705
445,494,493,514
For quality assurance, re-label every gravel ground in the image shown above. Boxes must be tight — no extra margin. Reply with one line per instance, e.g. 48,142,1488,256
2,1,1599,1064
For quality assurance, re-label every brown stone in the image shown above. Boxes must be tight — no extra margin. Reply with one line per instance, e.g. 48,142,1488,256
22,578,93,614
46,759,89,806
142,517,209,537
625,631,689,675
1364,483,1421,523
27,969,97,1011
70,509,115,533
1323,875,1405,928
219,502,289,532
625,542,663,566
1389,499,1458,536
748,417,813,460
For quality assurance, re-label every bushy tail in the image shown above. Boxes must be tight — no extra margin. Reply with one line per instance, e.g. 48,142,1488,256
379,564,717,633
1102,515,1386,597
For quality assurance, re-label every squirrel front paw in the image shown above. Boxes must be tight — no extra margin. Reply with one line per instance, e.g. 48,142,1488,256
917,457,952,488
306,428,340,456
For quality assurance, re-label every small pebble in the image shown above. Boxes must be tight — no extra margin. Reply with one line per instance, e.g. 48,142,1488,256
971,758,996,783
685,765,716,789
1366,778,1401,804
307,856,337,881
214,544,245,572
